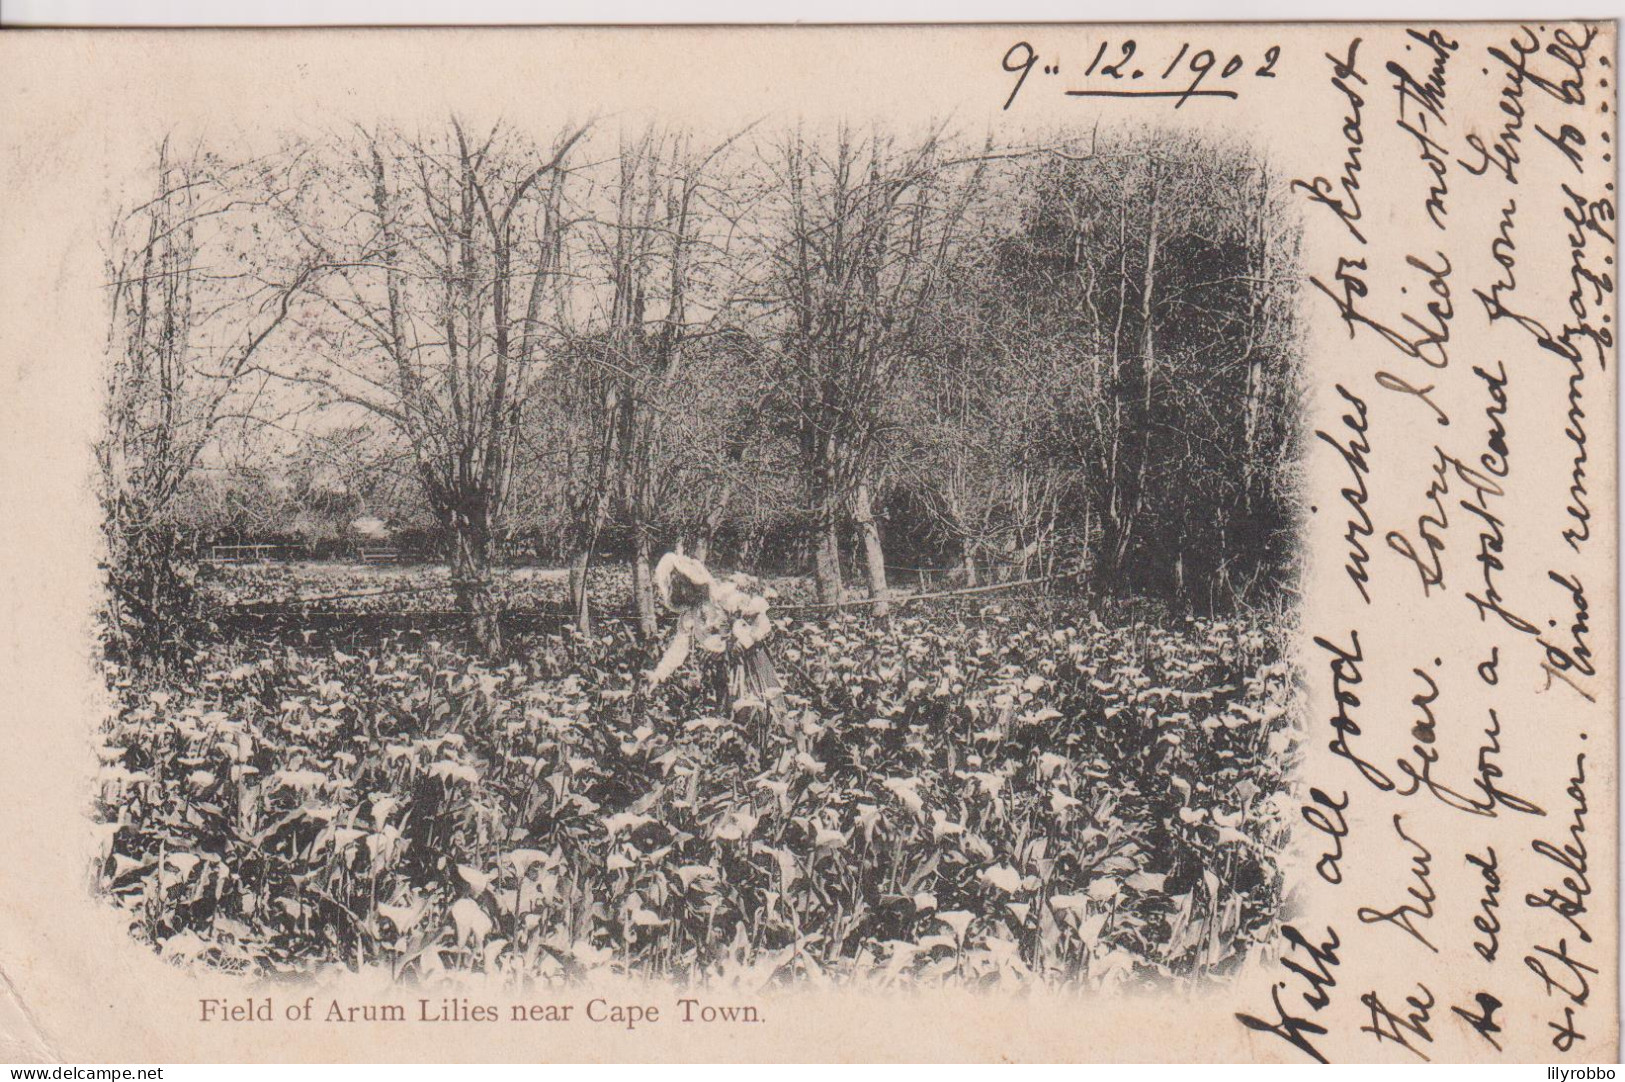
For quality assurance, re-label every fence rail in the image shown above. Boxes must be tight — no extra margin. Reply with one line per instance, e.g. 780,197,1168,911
206,543,306,564
778,573,1071,613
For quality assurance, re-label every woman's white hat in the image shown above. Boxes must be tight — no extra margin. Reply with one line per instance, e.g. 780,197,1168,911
654,551,713,613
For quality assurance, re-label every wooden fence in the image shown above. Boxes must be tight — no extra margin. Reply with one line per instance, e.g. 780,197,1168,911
206,543,305,564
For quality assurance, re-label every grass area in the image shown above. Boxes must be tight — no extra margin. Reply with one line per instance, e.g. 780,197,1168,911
201,561,827,613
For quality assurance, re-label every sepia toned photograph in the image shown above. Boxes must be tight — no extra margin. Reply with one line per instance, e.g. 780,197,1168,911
0,17,1616,1066
96,117,1304,987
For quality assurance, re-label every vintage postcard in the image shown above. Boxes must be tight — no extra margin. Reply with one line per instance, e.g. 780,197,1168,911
0,20,1615,1064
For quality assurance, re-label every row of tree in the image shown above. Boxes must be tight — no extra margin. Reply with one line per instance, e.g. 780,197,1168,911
101,119,1304,659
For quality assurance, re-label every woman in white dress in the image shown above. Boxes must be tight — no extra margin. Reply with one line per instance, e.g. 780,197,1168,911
646,551,789,724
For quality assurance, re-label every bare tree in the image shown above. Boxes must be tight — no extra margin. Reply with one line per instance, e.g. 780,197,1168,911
545,125,757,635
267,119,584,654
759,124,989,614
967,129,1304,606
100,138,311,663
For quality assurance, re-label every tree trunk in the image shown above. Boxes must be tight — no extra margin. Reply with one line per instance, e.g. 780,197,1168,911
1140,167,1161,409
1240,160,1272,513
1075,499,1092,589
569,547,593,636
571,482,615,636
693,481,732,568
960,547,978,588
450,514,502,657
854,482,889,619
814,508,843,607
1114,164,1161,575
633,529,658,637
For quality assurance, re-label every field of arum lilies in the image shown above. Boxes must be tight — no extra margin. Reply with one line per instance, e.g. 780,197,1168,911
94,596,1298,989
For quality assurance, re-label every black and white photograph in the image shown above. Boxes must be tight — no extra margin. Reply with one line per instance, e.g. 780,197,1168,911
94,116,1305,987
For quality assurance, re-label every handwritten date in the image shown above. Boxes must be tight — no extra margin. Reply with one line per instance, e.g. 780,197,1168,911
1002,40,1281,110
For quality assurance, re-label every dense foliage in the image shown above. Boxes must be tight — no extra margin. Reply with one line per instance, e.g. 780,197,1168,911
96,599,1295,987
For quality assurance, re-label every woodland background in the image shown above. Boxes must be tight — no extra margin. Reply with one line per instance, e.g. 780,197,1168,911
100,118,1304,658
